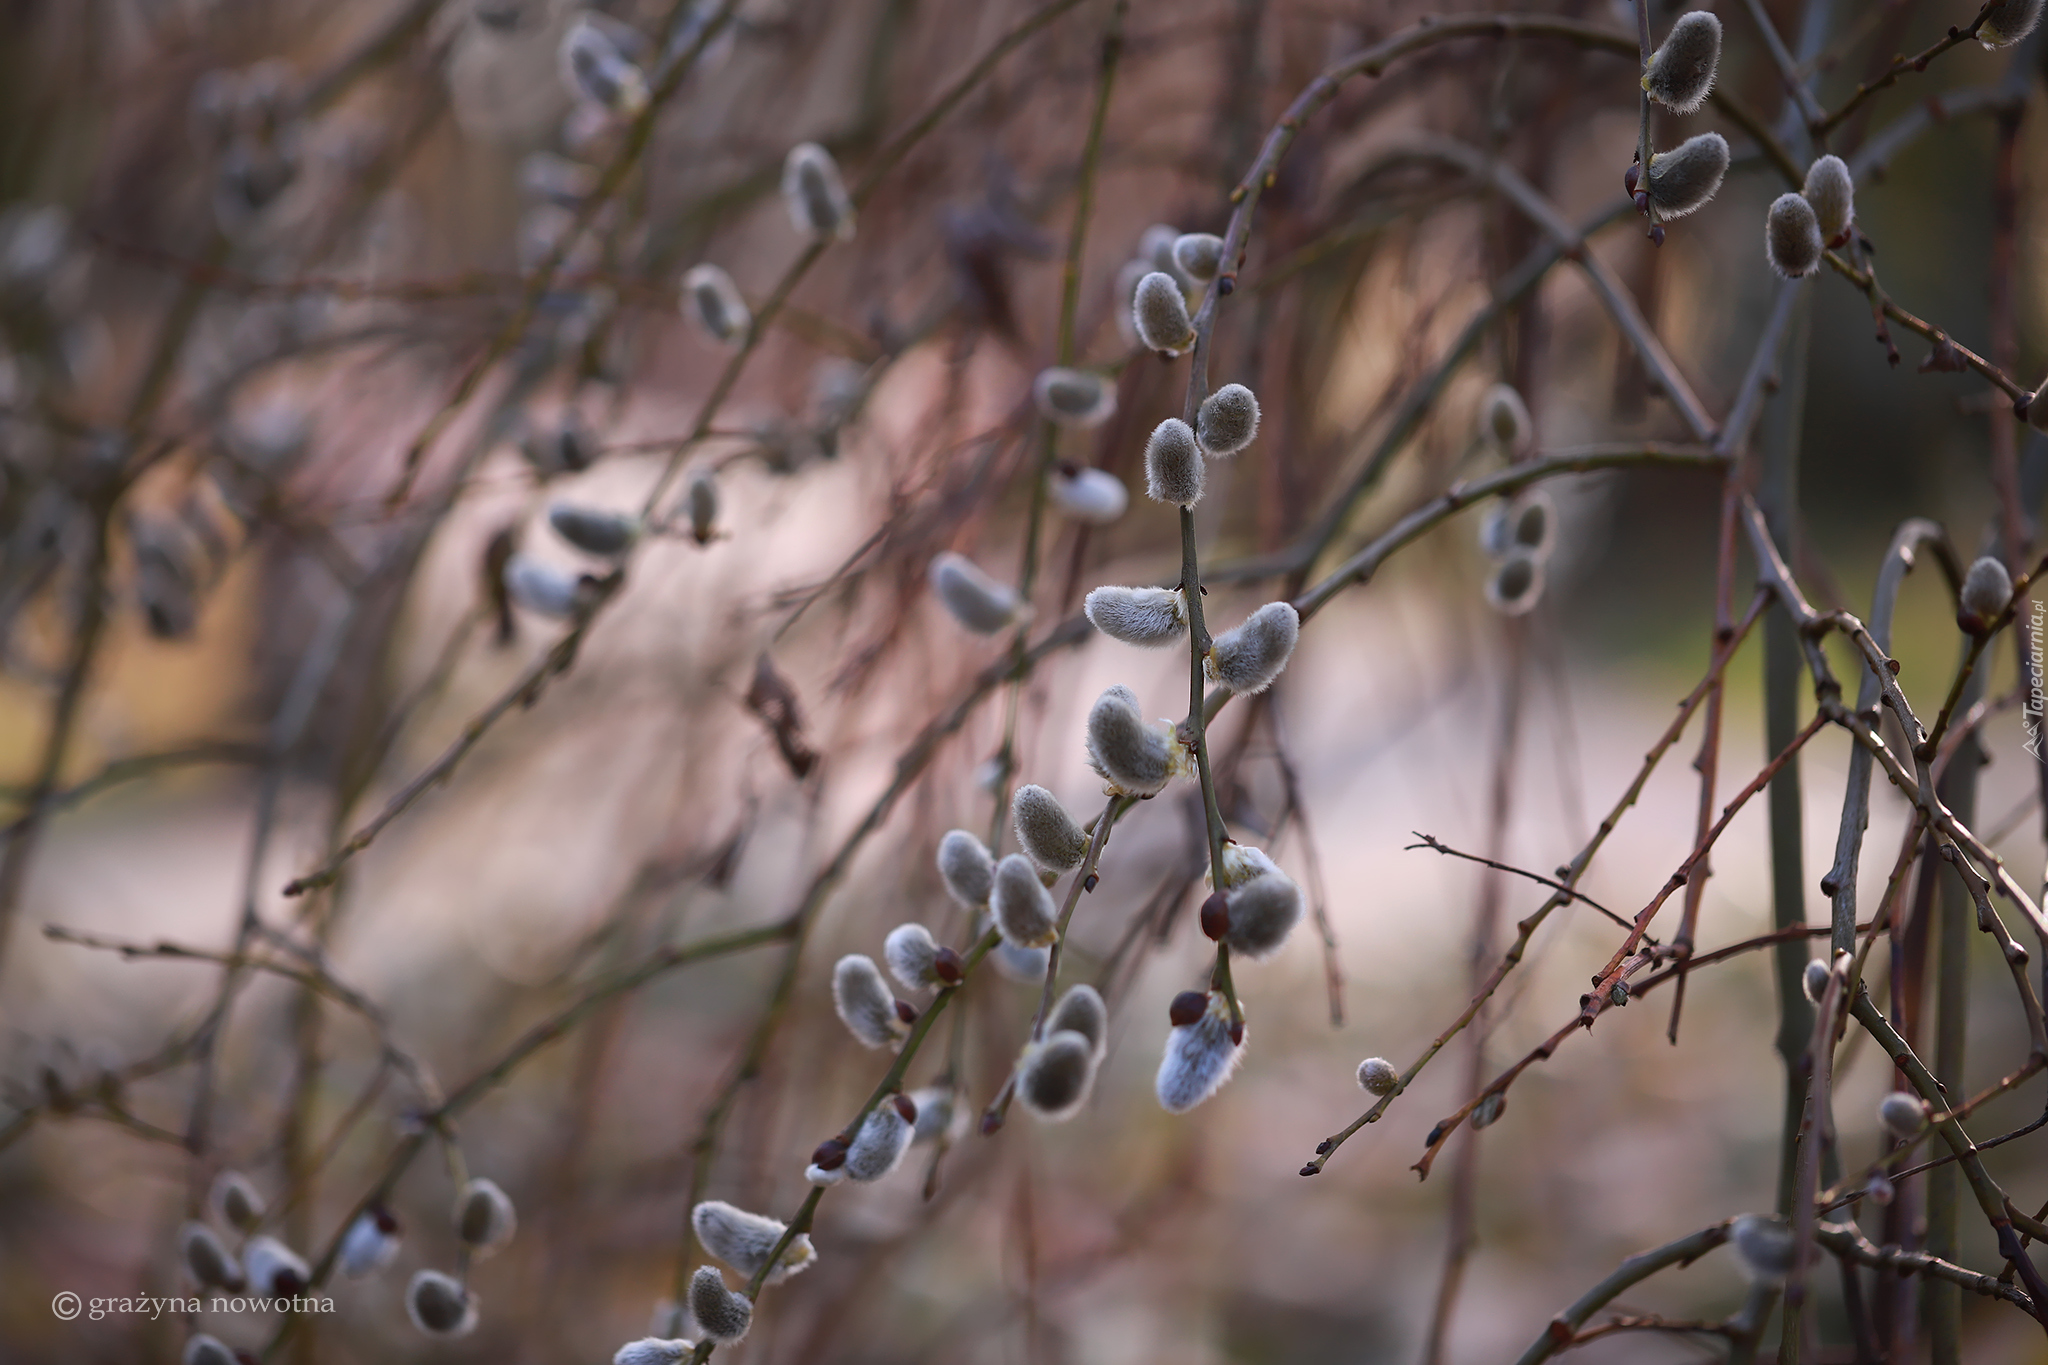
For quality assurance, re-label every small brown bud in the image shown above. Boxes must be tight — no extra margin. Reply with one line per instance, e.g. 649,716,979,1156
891,1093,919,1123
810,1138,847,1170
1199,891,1229,940
933,946,964,983
1168,990,1207,1027
894,998,918,1025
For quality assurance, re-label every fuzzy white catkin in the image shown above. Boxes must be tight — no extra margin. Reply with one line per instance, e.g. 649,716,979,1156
180,1222,241,1290
844,1100,915,1181
991,853,1059,947
1223,871,1303,960
1643,11,1720,114
1878,1090,1926,1136
1644,132,1729,218
1196,383,1260,456
1961,556,2012,620
1144,418,1205,507
1211,841,1281,889
1483,490,1555,560
1765,192,1823,278
1049,467,1129,524
1132,271,1196,354
1357,1057,1398,1095
209,1170,264,1232
682,264,750,346
929,551,1027,634
337,1209,400,1278
690,1266,752,1343
1172,232,1225,282
455,1177,517,1257
1486,552,1545,616
832,954,904,1048
1205,602,1300,695
1012,784,1088,872
1478,382,1531,453
614,1339,695,1365
243,1236,309,1295
1085,584,1188,647
686,468,719,544
1017,1031,1098,1120
549,502,637,557
1047,983,1108,1059
1981,0,2045,47
782,142,855,241
559,20,648,116
1085,684,1175,796
183,1335,236,1365
1156,992,1244,1114
407,1269,478,1336
883,922,943,993
1731,1214,1795,1283
1031,368,1117,428
505,554,583,619
988,927,1053,982
937,828,997,907
1803,154,1854,243
691,1201,816,1282
907,1086,957,1143
1802,958,1830,1003
1140,223,1194,287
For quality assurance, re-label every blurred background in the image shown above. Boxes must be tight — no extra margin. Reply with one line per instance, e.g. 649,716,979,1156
3,0,2047,1361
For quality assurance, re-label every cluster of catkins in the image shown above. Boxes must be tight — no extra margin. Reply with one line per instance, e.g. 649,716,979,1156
173,1168,513,1356
1764,154,1856,280
1470,384,1557,617
625,1201,817,1360
1628,11,1730,242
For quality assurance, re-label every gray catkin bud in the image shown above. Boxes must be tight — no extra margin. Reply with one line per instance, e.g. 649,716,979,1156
690,1266,752,1343
1205,602,1300,695
1357,1057,1398,1095
1879,1091,1926,1137
1486,552,1545,616
937,829,996,907
1156,991,1244,1114
682,264,750,346
1223,871,1303,960
1643,11,1721,114
455,1177,517,1257
1803,154,1855,244
1172,232,1225,282
1765,192,1823,279
549,503,638,557
407,1269,477,1336
884,922,944,993
1483,490,1556,560
691,1201,816,1283
1085,584,1188,647
1644,132,1729,218
337,1209,400,1277
1731,1214,1795,1283
988,926,1052,982
991,853,1059,948
1802,958,1830,1003
1049,467,1129,524
243,1236,310,1295
209,1170,265,1232
1144,418,1205,507
782,142,855,242
1132,271,1195,355
906,1086,957,1143
833,954,905,1048
1981,0,2045,48
686,469,719,545
929,552,1027,634
1196,383,1260,457
1141,223,1195,288
1478,383,1532,453
521,151,599,206
559,20,649,116
843,1099,915,1181
1012,784,1089,873
1017,1031,1098,1121
505,554,584,619
1047,984,1108,1059
184,1334,237,1365
180,1222,242,1290
1031,368,1117,428
1961,556,2012,621
1085,684,1176,796
613,1339,695,1365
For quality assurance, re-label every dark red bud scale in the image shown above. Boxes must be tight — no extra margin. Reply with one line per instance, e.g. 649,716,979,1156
812,1138,848,1170
891,1092,919,1122
894,998,918,1024
1228,1019,1245,1046
1199,891,1230,940
1633,190,1649,214
1648,224,1666,247
1168,990,1207,1027
1624,163,1640,196
933,946,964,983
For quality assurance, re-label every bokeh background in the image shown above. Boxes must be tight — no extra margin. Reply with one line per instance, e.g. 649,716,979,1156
3,0,2048,1361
